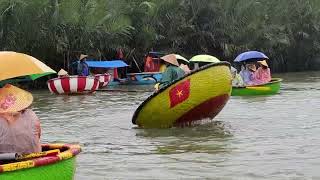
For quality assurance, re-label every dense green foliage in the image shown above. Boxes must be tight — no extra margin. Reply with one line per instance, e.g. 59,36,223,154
1,0,320,72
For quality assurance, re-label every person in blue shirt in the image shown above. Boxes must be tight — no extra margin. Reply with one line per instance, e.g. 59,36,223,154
77,54,89,76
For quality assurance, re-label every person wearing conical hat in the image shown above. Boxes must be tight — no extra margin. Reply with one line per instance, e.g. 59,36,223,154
231,66,244,87
175,54,191,74
77,54,89,76
58,69,69,77
239,63,257,86
157,54,185,90
255,60,271,84
0,84,41,154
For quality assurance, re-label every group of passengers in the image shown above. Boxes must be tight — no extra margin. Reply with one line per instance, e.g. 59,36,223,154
232,60,271,87
157,54,272,90
155,54,200,90
157,54,188,89
62,52,272,91
0,54,272,157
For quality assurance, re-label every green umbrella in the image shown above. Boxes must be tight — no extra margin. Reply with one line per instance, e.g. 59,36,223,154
0,72,56,86
189,55,220,63
28,72,56,80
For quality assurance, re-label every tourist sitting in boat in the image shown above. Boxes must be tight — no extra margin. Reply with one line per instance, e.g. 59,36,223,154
231,67,244,87
255,60,271,84
176,55,191,74
77,54,89,76
191,62,208,71
57,69,69,78
180,64,191,74
0,84,41,154
158,54,185,89
239,63,257,86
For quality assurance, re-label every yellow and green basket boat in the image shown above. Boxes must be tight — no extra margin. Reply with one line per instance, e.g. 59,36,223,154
0,144,81,180
132,62,232,128
231,78,282,96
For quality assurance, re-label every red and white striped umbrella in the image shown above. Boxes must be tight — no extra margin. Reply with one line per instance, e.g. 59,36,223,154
47,76,99,95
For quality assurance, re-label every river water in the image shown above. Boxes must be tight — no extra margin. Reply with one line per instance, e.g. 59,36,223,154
31,71,320,179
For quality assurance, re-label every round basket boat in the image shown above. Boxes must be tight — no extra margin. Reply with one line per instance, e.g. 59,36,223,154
94,73,111,88
231,78,282,96
47,76,99,95
132,62,232,128
0,144,81,180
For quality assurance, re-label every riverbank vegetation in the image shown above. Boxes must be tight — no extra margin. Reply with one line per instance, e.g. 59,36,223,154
1,0,320,72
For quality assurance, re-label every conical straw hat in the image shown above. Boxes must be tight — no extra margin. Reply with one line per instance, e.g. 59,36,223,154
258,60,269,67
0,84,33,113
160,54,179,67
246,64,257,72
79,54,88,61
57,69,68,76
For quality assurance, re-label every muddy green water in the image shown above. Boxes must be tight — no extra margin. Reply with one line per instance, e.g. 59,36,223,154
31,71,320,179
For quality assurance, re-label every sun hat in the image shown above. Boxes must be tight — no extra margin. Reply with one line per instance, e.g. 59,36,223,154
0,84,33,113
57,69,68,76
174,54,189,63
258,60,269,67
160,54,179,67
79,54,88,61
246,64,257,72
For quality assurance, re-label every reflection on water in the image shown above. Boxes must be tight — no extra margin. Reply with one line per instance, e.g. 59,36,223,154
30,72,320,179
136,122,232,155
136,121,230,138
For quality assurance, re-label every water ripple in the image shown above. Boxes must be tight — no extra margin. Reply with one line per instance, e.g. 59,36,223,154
30,72,320,179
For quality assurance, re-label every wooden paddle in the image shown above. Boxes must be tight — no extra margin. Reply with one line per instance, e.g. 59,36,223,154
17,149,60,161
245,86,271,91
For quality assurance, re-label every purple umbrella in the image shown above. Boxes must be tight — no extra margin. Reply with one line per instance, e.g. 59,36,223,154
234,51,269,62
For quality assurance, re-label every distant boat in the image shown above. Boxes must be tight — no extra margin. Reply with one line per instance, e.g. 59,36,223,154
232,51,281,96
85,60,129,86
79,53,164,86
126,72,162,85
132,62,232,128
125,51,164,85
231,78,282,96
47,76,99,95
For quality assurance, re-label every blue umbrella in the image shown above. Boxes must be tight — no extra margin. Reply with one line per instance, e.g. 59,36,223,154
234,51,269,62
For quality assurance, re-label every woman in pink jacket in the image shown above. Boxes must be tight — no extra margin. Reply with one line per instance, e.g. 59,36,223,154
255,60,271,84
0,84,41,154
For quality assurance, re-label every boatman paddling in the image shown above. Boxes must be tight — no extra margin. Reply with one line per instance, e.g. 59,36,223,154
155,54,185,90
77,54,90,76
